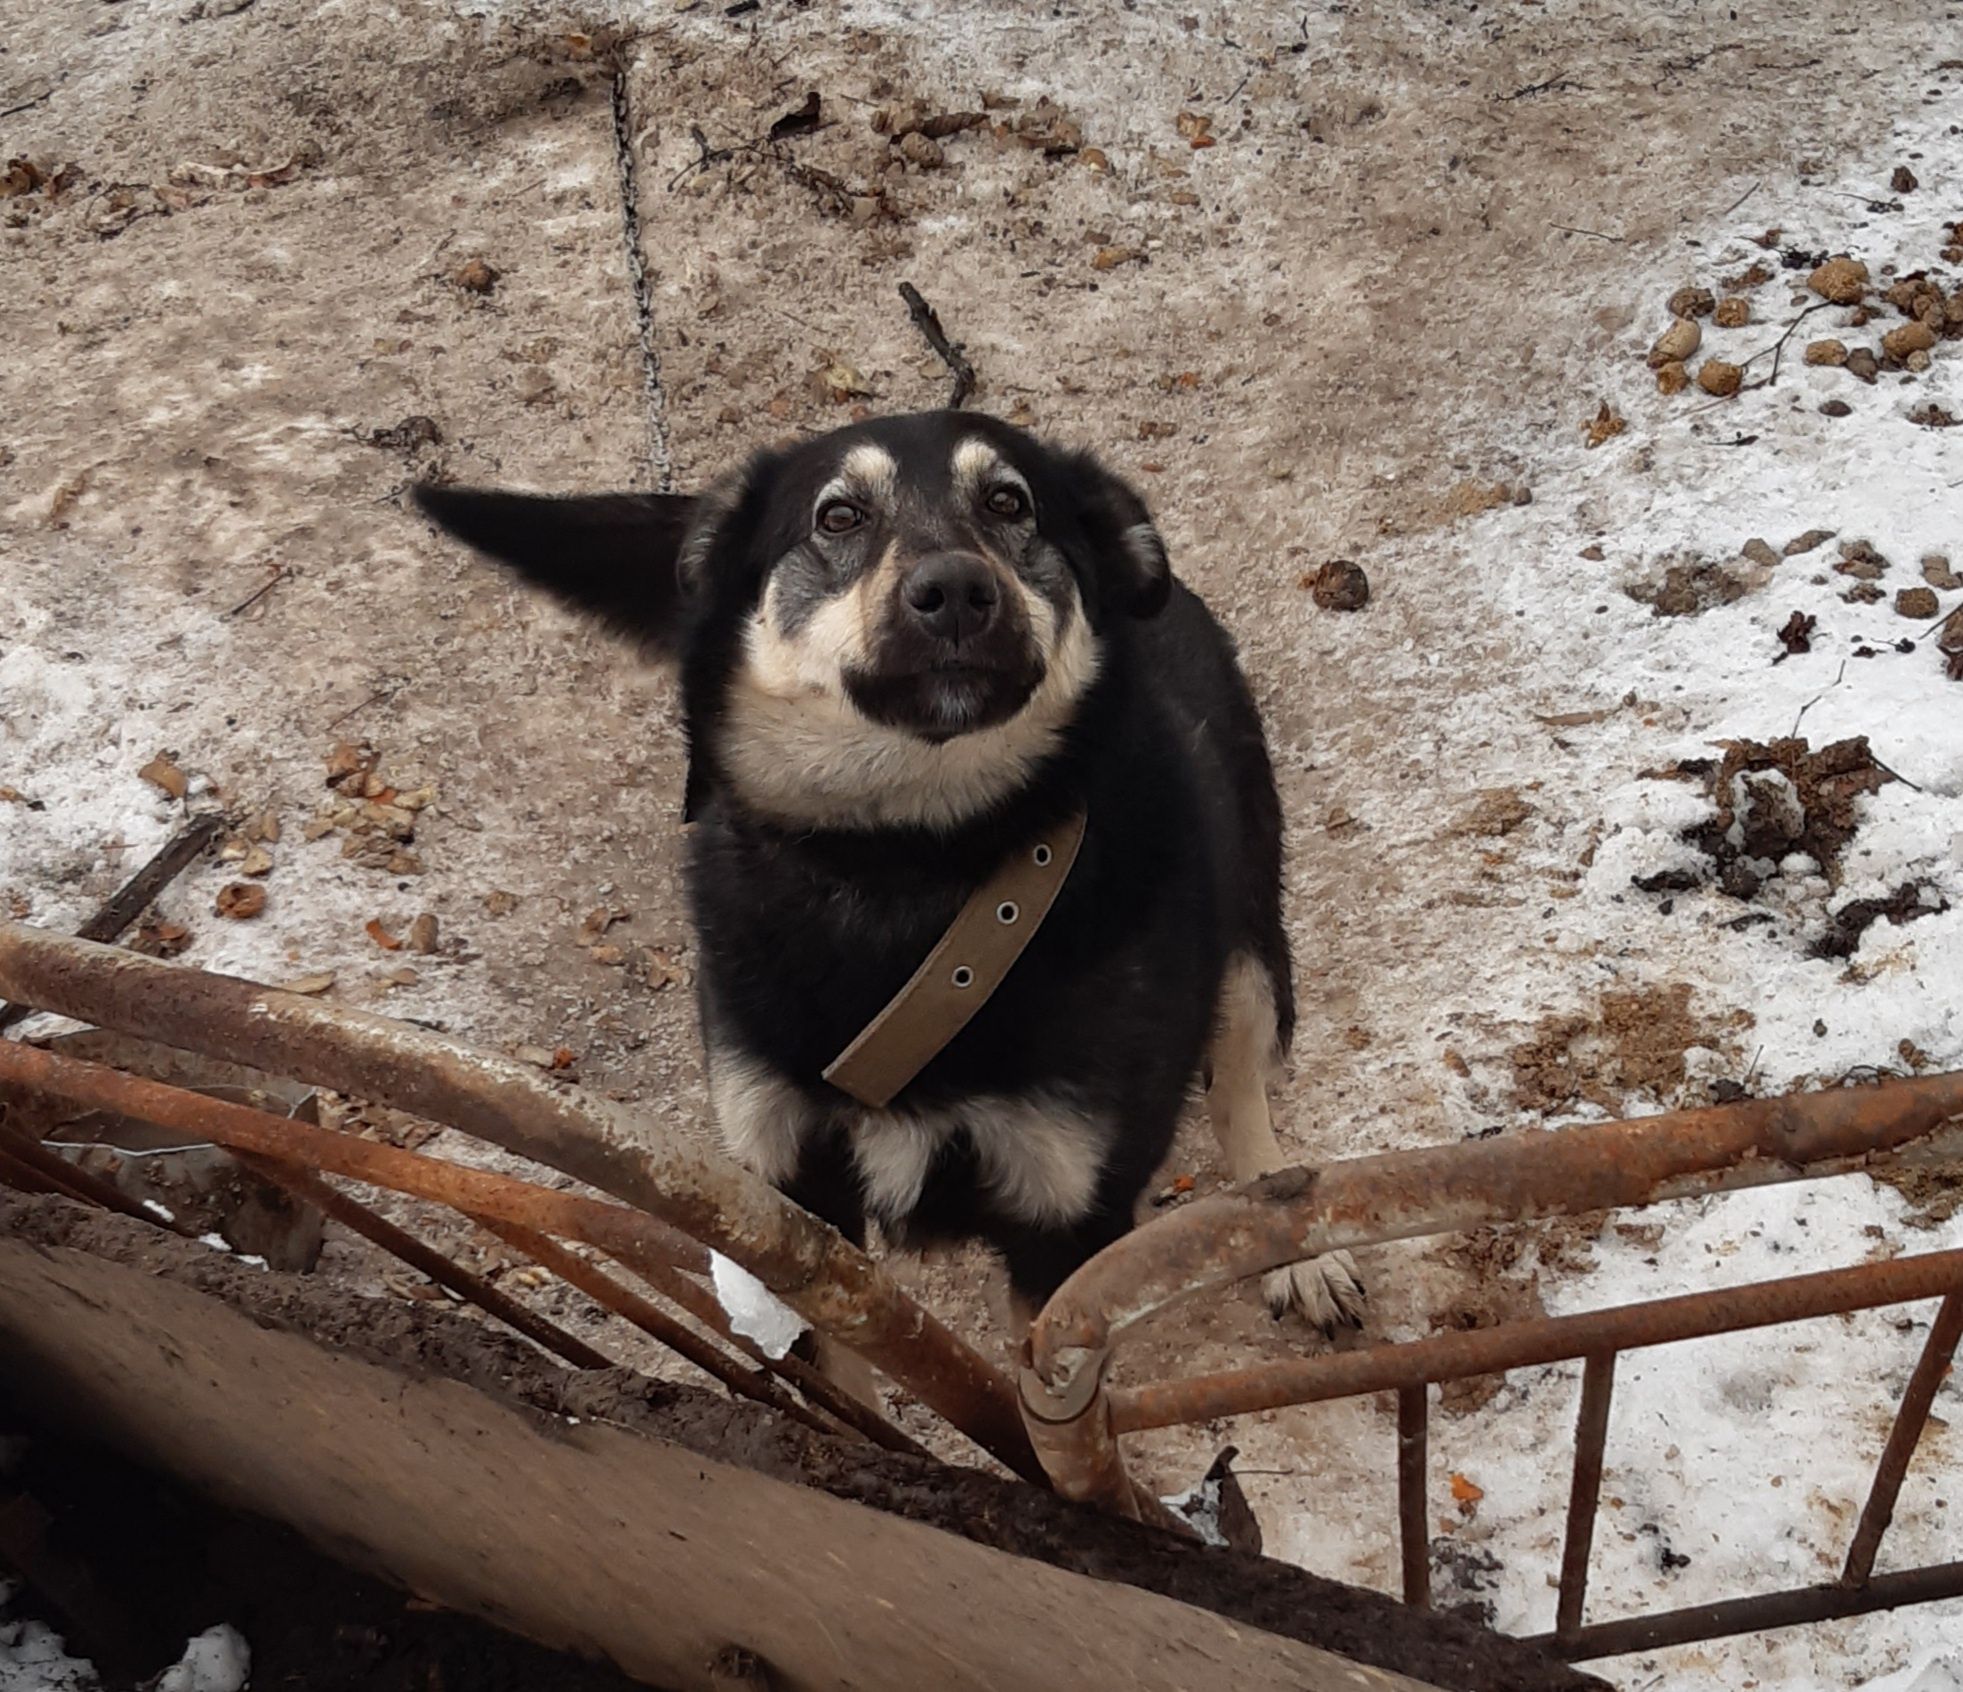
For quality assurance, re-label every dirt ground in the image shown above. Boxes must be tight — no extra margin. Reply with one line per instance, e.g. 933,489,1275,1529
5,1,1963,1686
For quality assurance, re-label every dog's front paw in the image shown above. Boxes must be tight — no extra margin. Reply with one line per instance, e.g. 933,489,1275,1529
1262,1252,1367,1335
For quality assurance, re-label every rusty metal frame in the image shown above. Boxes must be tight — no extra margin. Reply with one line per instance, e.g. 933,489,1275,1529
1019,1072,1963,1660
11,915,1963,1663
0,922,1034,1478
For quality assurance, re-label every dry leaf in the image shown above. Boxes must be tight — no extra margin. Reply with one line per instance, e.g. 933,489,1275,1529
1583,401,1626,449
1450,1473,1485,1506
1174,110,1215,148
277,971,337,996
364,917,404,951
214,882,265,920
139,754,188,799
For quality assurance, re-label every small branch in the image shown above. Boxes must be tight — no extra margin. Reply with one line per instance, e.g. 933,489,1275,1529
0,88,54,121
1502,69,1581,101
0,815,225,1032
1789,658,1848,738
323,681,400,732
1683,300,1837,415
898,281,978,409
1721,180,1762,216
225,562,289,618
1549,222,1625,243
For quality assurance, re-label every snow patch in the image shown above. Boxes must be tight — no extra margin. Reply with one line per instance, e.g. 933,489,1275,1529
709,1251,806,1359
155,1625,250,1692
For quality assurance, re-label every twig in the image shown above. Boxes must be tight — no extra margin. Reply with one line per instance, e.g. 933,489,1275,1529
1820,188,1902,213
1790,658,1848,738
898,281,978,409
1870,757,1925,795
1721,180,1762,216
1683,300,1836,415
1502,70,1580,101
668,124,738,191
0,816,225,1033
224,562,289,618
323,683,398,732
0,89,54,121
1755,301,1833,386
1549,222,1624,243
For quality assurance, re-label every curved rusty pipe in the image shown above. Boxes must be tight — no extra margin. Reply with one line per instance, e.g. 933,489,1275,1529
0,921,1039,1482
1023,1073,1963,1505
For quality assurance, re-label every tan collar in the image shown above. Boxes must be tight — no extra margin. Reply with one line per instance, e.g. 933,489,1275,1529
822,810,1089,1109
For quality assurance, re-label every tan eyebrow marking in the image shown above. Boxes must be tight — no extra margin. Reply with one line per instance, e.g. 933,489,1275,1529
836,442,898,502
951,436,1002,495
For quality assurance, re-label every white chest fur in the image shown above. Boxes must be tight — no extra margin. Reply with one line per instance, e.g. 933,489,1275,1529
708,1050,1108,1231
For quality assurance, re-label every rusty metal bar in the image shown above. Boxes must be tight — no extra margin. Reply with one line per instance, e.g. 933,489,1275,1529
0,1120,198,1236
0,816,223,1033
475,1214,837,1433
0,1039,718,1277
0,923,1039,1482
0,1141,62,1195
1033,1073,1963,1390
230,1152,614,1372
1016,1345,1197,1536
1533,1557,1963,1660
1841,1290,1963,1589
1023,1064,1963,1515
1110,1248,1963,1434
1396,1385,1429,1608
8,1040,911,1443
1555,1353,1615,1637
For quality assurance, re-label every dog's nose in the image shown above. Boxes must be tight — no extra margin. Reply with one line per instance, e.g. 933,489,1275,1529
902,553,1000,645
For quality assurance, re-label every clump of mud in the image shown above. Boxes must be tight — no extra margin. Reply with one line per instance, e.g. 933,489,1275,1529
1625,738,1947,961
1683,736,1890,880
1428,1219,1603,1413
1507,982,1748,1116
1624,551,1769,617
1634,736,1946,953
1813,882,1950,960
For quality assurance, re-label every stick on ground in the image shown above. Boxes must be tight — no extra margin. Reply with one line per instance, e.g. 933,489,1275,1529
0,814,224,1033
899,281,978,409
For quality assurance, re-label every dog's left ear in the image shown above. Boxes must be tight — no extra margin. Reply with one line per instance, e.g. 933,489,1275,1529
410,485,698,658
1057,453,1172,619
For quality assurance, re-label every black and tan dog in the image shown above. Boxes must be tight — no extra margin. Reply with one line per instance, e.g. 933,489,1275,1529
414,411,1364,1368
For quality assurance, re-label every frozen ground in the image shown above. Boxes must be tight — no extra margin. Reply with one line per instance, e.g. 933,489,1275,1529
3,1,1962,1686
0,1585,246,1692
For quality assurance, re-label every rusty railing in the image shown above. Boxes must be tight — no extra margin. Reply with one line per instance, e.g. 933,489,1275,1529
1018,1073,1963,1659
0,919,1036,1479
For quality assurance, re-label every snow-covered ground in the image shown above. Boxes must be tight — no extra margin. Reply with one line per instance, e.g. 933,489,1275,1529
1230,93,1963,1692
0,1585,247,1692
2,2,1960,1687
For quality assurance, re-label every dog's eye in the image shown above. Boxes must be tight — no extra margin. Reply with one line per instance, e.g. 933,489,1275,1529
816,500,865,536
984,484,1029,520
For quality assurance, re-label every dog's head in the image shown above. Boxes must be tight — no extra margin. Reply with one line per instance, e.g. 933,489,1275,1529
413,411,1170,830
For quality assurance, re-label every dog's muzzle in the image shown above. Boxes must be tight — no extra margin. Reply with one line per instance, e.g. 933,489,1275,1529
845,551,1044,740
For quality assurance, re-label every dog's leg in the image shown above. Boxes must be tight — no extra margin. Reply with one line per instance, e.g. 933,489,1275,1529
1205,954,1366,1333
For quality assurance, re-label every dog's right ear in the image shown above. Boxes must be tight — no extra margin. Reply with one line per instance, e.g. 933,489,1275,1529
410,485,699,658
